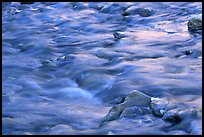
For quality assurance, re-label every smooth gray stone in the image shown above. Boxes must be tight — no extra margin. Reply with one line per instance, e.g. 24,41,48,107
101,90,151,123
123,90,151,108
120,106,151,118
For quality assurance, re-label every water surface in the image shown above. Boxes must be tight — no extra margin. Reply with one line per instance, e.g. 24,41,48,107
2,2,202,135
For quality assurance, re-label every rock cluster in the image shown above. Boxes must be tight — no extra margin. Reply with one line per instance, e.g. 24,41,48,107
100,90,202,135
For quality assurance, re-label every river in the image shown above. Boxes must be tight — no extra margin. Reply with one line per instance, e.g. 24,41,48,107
2,2,202,135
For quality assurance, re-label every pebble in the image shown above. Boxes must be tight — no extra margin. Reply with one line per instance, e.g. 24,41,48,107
113,32,127,39
184,50,192,55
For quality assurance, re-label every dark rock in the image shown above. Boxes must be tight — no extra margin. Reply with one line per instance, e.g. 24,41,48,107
150,97,177,117
184,50,192,55
113,32,127,39
162,109,182,123
188,15,202,31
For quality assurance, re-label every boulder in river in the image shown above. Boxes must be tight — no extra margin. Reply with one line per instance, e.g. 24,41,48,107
120,106,151,118
123,90,151,107
187,14,202,31
101,90,151,123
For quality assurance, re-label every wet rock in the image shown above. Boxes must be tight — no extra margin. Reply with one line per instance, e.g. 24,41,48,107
102,104,125,123
101,91,202,135
162,108,202,134
100,4,125,14
162,109,182,123
120,106,151,118
184,50,192,55
123,90,151,108
123,6,154,17
101,90,151,123
113,32,127,39
123,6,141,16
150,97,176,117
139,8,154,17
188,15,202,31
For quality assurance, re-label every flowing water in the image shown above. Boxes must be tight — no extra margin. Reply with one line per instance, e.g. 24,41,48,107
2,2,202,135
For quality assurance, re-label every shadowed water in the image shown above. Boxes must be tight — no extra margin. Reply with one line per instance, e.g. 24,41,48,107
2,2,202,135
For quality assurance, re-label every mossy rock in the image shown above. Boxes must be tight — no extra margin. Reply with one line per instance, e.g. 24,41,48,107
188,15,202,31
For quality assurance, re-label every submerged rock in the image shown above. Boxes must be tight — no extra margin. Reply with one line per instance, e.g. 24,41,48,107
100,4,125,14
72,2,88,10
48,124,75,135
188,15,202,31
139,8,154,17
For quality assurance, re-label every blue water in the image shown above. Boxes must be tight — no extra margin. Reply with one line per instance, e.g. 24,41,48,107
2,2,202,135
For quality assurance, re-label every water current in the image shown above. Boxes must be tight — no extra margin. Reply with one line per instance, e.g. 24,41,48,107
2,2,202,135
